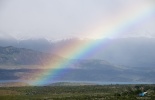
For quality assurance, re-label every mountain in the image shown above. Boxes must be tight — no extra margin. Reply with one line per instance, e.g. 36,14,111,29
0,37,155,68
0,46,62,65
0,46,154,85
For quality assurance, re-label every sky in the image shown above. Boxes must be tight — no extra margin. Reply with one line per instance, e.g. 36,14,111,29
0,0,155,40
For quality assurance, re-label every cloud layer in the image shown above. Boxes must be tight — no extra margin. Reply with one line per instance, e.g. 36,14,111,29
0,0,155,39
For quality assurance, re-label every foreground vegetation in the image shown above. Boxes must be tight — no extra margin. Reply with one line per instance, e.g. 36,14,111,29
0,84,155,100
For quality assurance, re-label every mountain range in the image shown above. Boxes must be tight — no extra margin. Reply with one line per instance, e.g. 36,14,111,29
0,46,154,84
0,37,155,68
0,46,62,65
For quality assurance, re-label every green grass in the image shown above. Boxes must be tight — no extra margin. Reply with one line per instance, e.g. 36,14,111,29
0,84,155,100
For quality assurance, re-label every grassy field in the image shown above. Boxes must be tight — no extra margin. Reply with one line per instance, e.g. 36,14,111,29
0,84,155,100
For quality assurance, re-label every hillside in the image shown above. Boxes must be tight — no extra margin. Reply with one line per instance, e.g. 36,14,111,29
0,46,154,85
0,37,155,68
0,46,62,65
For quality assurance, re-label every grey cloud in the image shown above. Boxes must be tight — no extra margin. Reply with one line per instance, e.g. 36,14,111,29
0,0,154,39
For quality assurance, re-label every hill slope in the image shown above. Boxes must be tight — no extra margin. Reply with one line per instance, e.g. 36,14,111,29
0,46,154,84
0,46,62,65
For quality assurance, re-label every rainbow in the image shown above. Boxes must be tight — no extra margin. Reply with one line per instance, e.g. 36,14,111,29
28,3,155,85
